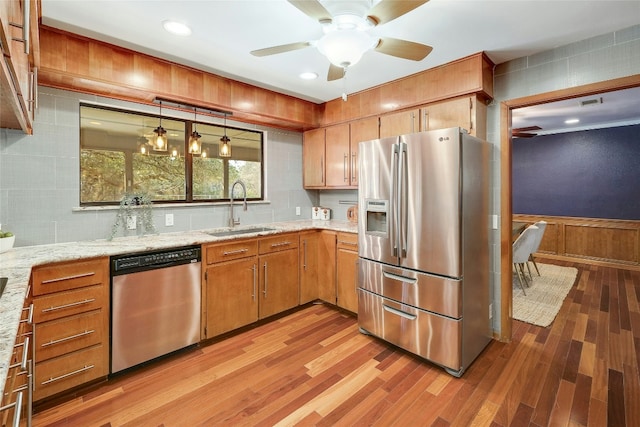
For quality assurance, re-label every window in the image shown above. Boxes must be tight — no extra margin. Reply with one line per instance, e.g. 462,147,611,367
80,105,263,205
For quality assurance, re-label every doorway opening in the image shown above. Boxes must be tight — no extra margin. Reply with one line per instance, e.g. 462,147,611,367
498,74,640,341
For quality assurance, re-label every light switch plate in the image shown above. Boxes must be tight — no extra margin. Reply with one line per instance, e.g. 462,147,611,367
295,207,301,216
165,213,174,226
491,215,498,230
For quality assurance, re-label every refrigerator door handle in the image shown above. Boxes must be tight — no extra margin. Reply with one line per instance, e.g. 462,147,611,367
390,143,399,257
383,303,417,320
399,142,408,258
382,270,417,284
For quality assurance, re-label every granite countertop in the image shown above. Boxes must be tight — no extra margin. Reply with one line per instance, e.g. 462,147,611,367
0,219,357,395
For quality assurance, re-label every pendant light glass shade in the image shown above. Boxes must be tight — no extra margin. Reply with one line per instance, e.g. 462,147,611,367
188,108,202,155
153,101,168,152
219,113,231,158
219,135,231,157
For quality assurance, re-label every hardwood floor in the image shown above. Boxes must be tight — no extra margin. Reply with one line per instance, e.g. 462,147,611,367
32,259,640,426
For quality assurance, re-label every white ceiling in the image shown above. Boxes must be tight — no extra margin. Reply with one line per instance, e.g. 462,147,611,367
41,0,640,134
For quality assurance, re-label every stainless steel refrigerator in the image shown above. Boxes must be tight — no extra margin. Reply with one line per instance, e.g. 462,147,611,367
357,127,491,377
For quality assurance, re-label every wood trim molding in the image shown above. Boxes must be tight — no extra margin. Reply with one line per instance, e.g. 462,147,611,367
514,214,640,268
37,27,493,132
498,74,640,342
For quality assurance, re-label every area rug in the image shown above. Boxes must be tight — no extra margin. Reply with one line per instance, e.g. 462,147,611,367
512,263,579,327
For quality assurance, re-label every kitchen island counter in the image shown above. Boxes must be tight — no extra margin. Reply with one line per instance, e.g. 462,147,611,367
0,220,357,396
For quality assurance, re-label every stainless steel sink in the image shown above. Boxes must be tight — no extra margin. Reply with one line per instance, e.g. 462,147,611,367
205,227,276,237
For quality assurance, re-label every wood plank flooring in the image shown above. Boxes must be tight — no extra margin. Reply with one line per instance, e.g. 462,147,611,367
31,259,640,426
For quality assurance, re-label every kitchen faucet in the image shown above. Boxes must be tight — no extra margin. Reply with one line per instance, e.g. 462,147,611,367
229,180,247,228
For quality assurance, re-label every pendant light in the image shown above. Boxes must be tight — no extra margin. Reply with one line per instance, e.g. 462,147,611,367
219,113,231,158
188,107,202,155
153,100,168,152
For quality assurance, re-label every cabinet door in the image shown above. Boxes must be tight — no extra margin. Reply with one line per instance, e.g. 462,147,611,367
325,123,351,187
421,96,472,133
336,248,359,313
349,117,379,187
259,249,299,318
204,257,258,338
379,108,419,138
299,231,320,304
303,128,325,188
318,231,337,304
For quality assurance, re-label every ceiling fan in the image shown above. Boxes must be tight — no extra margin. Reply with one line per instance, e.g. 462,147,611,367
512,126,542,138
250,0,433,81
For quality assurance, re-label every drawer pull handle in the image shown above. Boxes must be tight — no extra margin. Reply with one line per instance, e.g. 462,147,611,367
383,304,417,320
41,330,95,348
338,241,358,247
41,298,95,313
21,303,34,324
0,391,23,427
10,337,30,371
382,271,417,284
41,365,95,386
41,271,95,284
223,248,249,256
270,241,291,248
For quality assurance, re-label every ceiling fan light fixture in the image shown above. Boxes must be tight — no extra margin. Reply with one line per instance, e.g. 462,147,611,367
317,29,375,68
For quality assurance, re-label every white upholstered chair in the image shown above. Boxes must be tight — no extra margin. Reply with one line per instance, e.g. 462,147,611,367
528,220,548,276
512,225,539,295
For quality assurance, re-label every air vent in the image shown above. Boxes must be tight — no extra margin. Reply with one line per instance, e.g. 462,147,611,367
580,97,603,107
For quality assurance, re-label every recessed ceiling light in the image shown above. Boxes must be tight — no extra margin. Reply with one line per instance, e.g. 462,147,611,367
565,118,580,124
162,20,192,36
299,72,318,80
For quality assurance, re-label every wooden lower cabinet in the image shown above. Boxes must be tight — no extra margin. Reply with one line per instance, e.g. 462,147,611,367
299,231,321,304
204,256,258,338
336,232,359,313
31,257,109,402
258,234,299,319
202,233,300,339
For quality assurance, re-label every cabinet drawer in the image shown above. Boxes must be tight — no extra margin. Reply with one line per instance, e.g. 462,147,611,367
206,239,258,264
32,258,108,296
33,284,107,323
259,233,299,254
337,232,358,250
34,344,107,401
35,310,105,363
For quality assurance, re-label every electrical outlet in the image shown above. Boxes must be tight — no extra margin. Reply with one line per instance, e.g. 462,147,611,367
165,213,174,227
296,207,301,216
126,215,137,230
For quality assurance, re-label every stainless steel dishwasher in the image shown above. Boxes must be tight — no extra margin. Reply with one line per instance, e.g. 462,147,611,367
110,245,201,374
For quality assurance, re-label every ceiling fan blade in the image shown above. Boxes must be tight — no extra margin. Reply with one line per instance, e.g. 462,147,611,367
367,0,429,26
327,64,345,81
374,37,433,61
512,126,542,138
287,0,332,22
513,126,542,132
250,41,311,57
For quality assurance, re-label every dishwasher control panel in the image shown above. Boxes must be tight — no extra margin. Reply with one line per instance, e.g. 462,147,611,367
111,245,201,274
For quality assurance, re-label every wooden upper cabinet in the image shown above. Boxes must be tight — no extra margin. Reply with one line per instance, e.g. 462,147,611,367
0,0,39,133
420,95,486,138
303,128,326,188
349,117,379,187
379,108,420,138
325,123,351,188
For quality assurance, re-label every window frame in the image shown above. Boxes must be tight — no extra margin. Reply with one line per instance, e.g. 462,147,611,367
79,103,265,206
